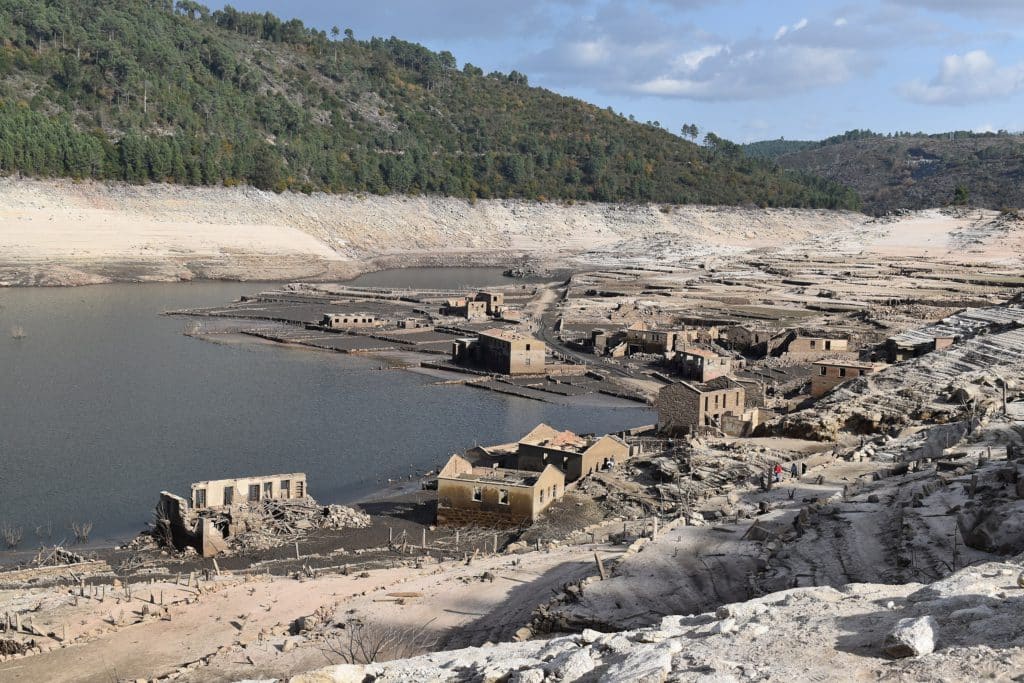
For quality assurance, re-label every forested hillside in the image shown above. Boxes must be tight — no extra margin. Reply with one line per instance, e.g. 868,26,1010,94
747,130,1024,214
0,0,860,209
740,139,817,159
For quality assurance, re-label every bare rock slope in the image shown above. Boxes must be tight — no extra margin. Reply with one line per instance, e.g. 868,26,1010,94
293,555,1024,682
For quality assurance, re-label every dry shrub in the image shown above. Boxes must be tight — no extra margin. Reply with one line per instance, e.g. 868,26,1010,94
322,617,437,665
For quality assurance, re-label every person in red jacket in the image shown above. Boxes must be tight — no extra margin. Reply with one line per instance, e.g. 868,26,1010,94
773,463,783,483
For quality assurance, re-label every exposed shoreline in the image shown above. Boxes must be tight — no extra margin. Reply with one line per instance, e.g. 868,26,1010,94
0,177,878,287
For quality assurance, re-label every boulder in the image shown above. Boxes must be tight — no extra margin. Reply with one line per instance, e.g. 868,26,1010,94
883,616,937,658
546,648,595,682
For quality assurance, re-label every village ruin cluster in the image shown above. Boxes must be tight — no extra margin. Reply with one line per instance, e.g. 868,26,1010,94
3,242,1024,682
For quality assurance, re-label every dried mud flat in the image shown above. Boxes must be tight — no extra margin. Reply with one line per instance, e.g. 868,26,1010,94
4,179,1019,287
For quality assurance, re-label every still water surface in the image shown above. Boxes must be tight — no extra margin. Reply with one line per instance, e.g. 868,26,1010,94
0,270,652,545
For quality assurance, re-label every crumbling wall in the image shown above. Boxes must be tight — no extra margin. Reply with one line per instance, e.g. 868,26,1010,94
155,492,197,549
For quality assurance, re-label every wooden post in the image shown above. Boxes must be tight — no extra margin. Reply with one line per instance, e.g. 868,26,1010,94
295,542,300,560
389,527,393,543
493,533,498,554
952,523,959,570
212,558,221,577
594,552,607,580
652,517,658,540
455,529,460,550
422,528,427,549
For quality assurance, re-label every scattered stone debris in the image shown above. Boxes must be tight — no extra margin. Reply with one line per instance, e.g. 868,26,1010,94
0,639,35,657
290,555,1024,682
503,260,551,279
228,499,372,553
30,546,86,567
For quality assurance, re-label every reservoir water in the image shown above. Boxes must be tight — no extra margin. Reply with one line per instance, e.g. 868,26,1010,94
0,270,653,546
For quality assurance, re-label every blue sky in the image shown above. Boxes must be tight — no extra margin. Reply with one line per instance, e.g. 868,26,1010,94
212,1,1024,142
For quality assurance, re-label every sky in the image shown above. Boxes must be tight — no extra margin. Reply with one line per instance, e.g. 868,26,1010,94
211,0,1024,142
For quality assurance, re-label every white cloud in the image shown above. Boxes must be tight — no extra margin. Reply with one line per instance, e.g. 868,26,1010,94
635,44,859,100
774,18,808,41
887,0,1024,19
565,40,611,67
902,50,1024,104
834,17,848,26
672,45,724,72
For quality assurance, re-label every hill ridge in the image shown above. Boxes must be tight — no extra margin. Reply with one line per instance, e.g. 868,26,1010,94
0,0,858,209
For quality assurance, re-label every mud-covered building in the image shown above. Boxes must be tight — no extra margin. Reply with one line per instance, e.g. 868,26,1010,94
452,328,546,375
190,473,307,510
515,423,631,482
671,347,734,383
776,331,854,361
656,377,757,436
322,313,384,329
812,360,886,397
435,454,564,527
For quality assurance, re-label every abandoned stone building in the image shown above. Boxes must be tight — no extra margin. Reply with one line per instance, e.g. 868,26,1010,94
397,317,431,329
671,347,734,383
435,454,565,527
625,323,678,354
321,313,384,329
154,472,309,559
811,360,884,397
441,298,488,320
514,423,631,482
474,291,505,316
884,331,957,362
440,291,506,321
777,332,854,361
452,329,546,375
656,377,756,436
190,473,307,510
811,360,887,397
722,324,779,356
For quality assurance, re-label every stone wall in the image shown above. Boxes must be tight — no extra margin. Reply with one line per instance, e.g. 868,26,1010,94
436,506,529,528
655,384,700,434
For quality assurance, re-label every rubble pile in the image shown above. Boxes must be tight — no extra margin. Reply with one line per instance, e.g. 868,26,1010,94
292,555,1024,682
605,440,815,516
225,499,371,553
